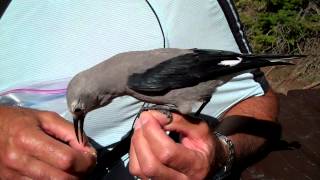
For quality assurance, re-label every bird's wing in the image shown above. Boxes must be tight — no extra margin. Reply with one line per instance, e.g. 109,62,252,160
127,49,240,94
127,49,299,94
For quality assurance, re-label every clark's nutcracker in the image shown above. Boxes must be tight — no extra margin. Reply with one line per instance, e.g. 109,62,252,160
66,48,303,142
66,48,304,176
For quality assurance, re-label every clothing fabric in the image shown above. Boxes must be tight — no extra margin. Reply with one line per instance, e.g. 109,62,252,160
0,0,264,145
0,0,265,178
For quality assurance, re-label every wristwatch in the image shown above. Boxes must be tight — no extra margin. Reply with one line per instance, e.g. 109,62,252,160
213,132,235,180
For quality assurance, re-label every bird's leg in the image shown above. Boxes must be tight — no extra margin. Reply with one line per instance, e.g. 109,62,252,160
195,98,211,117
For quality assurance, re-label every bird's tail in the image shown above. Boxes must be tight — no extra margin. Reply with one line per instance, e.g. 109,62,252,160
241,54,306,65
193,48,306,62
209,54,306,78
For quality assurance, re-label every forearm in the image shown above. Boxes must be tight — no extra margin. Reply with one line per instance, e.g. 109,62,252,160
216,89,280,164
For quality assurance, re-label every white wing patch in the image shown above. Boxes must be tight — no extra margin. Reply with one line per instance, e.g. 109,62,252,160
218,57,242,66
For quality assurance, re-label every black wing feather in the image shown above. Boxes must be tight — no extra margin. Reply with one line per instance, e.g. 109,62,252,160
128,49,301,94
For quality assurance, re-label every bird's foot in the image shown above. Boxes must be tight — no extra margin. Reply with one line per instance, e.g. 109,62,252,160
139,104,177,124
137,104,180,142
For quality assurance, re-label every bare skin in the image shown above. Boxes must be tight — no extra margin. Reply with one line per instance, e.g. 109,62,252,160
223,89,279,163
0,106,96,180
0,89,277,179
129,89,278,179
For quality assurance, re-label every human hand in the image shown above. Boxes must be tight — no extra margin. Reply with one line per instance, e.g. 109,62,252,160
129,111,226,180
0,106,96,180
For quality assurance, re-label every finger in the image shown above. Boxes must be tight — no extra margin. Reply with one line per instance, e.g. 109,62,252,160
163,112,214,153
39,111,97,169
137,111,212,144
38,111,96,154
20,127,96,174
140,112,209,175
0,167,31,180
141,110,212,150
129,138,147,179
132,127,187,179
14,155,77,180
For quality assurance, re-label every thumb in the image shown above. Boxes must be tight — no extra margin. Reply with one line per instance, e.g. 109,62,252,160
136,110,172,129
38,111,96,155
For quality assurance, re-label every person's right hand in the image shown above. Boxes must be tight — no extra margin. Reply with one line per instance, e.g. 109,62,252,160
0,106,97,180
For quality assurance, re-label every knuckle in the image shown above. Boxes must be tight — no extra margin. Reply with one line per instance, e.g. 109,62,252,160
2,150,20,168
180,175,189,180
128,162,140,177
191,158,210,178
139,111,149,118
141,163,157,177
158,148,174,164
173,113,183,123
139,112,152,123
131,132,139,144
200,121,210,132
13,128,30,146
0,170,16,180
52,174,77,180
194,121,210,138
42,111,61,120
57,151,75,170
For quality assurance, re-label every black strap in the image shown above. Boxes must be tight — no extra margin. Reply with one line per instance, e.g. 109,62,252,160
0,0,11,19
217,0,252,54
88,129,133,179
217,0,270,93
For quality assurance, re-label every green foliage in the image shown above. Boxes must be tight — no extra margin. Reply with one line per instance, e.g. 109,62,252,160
235,0,320,53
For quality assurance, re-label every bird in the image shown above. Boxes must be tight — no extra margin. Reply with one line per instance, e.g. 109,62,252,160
66,48,304,143
66,48,304,177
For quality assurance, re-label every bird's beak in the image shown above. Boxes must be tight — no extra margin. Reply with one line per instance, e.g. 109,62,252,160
73,113,85,143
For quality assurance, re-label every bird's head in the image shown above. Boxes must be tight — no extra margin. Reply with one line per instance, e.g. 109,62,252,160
66,73,114,143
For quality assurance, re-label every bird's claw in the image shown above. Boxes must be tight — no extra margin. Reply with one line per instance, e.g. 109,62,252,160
140,105,175,124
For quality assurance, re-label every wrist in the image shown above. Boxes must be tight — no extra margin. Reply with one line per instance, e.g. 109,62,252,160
212,133,228,171
212,132,235,179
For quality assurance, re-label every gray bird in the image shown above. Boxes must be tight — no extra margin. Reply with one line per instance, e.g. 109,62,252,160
66,48,303,142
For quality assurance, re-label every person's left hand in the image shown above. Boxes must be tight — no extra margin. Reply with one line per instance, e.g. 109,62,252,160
129,110,225,180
